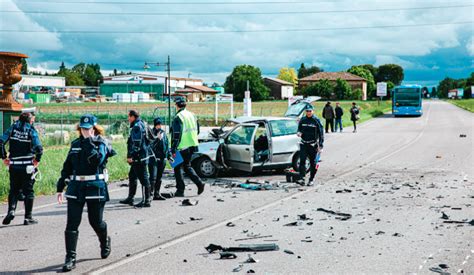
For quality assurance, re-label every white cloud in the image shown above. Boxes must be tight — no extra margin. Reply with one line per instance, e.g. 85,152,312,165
467,37,474,56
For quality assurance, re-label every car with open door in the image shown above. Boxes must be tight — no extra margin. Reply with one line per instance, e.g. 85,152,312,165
192,117,311,177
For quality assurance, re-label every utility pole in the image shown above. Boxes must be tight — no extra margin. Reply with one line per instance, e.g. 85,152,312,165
144,55,172,126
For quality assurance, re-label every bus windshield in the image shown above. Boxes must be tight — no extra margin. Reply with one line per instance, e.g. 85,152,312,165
394,88,421,107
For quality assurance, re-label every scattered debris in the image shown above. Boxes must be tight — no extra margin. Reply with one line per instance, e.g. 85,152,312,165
375,231,385,235
176,221,185,225
245,254,259,263
226,222,236,227
317,208,352,221
220,252,237,259
235,235,273,242
247,269,256,273
284,221,302,226
429,267,450,275
182,199,199,206
392,233,403,237
233,264,244,272
189,217,203,221
335,189,352,193
161,192,175,199
284,249,295,255
459,134,467,138
436,156,442,159
205,243,279,253
135,220,142,225
120,183,129,187
298,214,312,220
441,212,449,220
217,198,225,202
183,259,187,263
443,219,474,226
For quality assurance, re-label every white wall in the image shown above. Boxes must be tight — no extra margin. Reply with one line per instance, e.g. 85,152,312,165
281,86,294,99
17,75,66,88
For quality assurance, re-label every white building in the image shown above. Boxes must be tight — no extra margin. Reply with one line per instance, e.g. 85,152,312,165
14,75,66,92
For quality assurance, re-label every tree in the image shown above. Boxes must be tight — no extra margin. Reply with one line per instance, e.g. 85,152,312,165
334,78,351,99
57,63,84,86
58,61,67,75
297,63,323,79
376,64,404,85
21,58,28,74
431,87,437,98
301,79,334,99
463,72,474,98
224,65,269,101
277,67,298,89
437,77,457,98
72,62,86,76
360,64,378,79
83,63,103,86
347,65,376,98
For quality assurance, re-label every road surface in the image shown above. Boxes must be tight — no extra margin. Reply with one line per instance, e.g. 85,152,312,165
1,100,472,274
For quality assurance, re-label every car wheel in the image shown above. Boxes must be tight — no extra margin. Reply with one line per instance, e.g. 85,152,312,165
194,157,217,178
292,152,310,173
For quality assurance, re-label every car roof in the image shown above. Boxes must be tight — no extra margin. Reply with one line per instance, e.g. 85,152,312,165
229,116,294,123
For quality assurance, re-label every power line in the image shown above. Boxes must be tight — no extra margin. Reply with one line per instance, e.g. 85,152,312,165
11,0,318,5
1,21,471,34
2,4,472,16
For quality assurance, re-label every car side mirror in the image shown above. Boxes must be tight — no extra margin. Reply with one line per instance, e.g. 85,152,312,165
219,138,225,144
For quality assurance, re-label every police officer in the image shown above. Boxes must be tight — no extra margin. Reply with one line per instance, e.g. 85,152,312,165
148,117,169,200
119,110,152,207
56,114,116,272
171,97,205,197
297,105,324,186
1,108,43,226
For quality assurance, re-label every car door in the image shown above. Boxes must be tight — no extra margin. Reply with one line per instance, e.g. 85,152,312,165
223,124,258,172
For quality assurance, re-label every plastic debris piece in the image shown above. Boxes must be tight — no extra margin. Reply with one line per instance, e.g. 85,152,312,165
284,221,302,226
233,264,243,272
284,249,294,254
190,217,203,221
245,254,259,263
297,214,312,221
247,269,256,273
182,199,198,206
226,222,236,227
206,243,279,253
220,252,237,259
441,212,449,220
317,208,352,220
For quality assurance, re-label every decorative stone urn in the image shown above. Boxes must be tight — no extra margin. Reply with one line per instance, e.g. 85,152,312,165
0,51,27,111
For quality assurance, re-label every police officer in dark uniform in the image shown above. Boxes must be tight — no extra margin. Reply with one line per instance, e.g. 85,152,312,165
1,108,43,226
297,105,324,186
56,114,116,272
119,110,152,207
148,117,169,200
171,97,205,197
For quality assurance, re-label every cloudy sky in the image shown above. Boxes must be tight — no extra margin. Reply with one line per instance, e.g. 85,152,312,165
1,0,473,85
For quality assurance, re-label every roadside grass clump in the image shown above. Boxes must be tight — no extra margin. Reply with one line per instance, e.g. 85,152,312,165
447,99,474,113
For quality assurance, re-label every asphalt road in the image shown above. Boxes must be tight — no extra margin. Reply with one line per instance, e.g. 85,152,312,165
0,100,472,274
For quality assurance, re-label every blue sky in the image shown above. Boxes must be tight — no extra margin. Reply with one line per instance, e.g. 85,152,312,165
1,0,473,85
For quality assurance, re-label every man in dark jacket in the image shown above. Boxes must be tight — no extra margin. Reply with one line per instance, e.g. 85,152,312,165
322,101,335,133
119,110,152,207
297,105,324,186
334,102,344,132
148,117,169,200
1,109,43,225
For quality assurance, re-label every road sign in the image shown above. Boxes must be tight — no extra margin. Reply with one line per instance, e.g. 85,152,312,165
377,82,387,97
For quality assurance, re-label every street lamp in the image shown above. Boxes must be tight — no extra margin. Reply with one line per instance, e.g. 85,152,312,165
143,55,171,126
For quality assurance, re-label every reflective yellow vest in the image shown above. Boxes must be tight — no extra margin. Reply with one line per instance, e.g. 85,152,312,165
177,109,199,150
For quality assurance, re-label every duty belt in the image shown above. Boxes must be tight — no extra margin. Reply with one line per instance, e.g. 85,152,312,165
10,160,33,165
70,174,106,181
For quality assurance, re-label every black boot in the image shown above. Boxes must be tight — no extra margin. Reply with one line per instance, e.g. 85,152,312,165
153,180,166,200
97,224,111,259
119,182,137,205
62,230,78,272
134,186,151,208
24,198,38,225
2,193,18,225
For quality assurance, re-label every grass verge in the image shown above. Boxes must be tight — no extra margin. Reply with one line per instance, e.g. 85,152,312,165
447,99,474,113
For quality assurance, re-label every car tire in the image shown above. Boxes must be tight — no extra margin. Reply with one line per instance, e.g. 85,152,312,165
292,152,310,173
194,157,218,178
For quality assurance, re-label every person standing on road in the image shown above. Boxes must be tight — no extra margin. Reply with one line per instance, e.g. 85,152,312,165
119,110,152,207
334,102,344,132
170,97,205,197
56,114,116,272
350,102,360,133
297,105,324,186
322,101,335,133
1,109,43,226
148,117,169,200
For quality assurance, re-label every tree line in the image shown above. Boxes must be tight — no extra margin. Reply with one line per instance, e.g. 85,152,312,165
437,73,474,98
223,63,405,101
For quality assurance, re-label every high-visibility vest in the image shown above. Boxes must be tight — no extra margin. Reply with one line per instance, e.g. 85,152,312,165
177,109,199,150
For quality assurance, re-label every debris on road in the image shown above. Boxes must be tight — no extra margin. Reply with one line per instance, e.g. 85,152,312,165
283,249,294,255
235,235,273,242
443,219,474,226
392,233,403,237
219,252,237,259
217,198,225,202
226,222,236,227
232,264,243,272
459,134,467,138
189,217,203,221
335,189,352,193
316,208,352,220
182,199,199,206
205,243,279,253
441,212,449,220
284,221,302,226
245,254,259,263
297,214,312,220
375,231,385,235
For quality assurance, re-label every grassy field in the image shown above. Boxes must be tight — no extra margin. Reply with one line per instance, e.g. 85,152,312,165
447,99,474,113
1,100,391,201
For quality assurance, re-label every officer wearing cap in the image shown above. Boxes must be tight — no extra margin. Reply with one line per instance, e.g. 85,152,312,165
148,117,169,200
1,108,43,226
119,110,152,207
297,104,324,186
56,114,116,272
170,97,205,197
